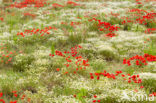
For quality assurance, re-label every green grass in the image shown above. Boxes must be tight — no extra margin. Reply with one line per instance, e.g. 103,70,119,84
141,79,156,93
144,40,156,55
90,60,107,72
12,54,35,72
0,0,156,102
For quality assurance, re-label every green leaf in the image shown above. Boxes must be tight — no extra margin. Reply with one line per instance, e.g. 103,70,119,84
51,43,55,55
96,70,101,73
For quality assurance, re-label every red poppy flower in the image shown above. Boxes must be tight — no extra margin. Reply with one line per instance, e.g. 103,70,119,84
90,75,94,79
52,3,64,8
56,68,60,71
10,101,17,103
97,76,100,80
0,99,5,103
0,93,3,98
94,95,97,98
140,86,144,89
67,1,80,6
14,94,18,97
73,94,76,98
92,100,96,103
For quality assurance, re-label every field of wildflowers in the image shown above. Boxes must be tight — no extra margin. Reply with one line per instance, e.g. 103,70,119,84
0,0,156,102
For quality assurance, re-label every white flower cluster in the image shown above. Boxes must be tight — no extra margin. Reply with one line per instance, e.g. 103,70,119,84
139,72,156,80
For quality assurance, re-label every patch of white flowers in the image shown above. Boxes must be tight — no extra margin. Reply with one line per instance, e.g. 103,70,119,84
139,72,156,80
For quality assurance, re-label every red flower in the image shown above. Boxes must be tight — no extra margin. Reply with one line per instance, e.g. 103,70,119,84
122,20,126,24
140,86,144,89
10,101,17,103
73,94,76,98
123,58,127,64
136,60,140,65
121,74,125,77
0,93,3,98
12,91,17,93
67,1,80,6
92,100,96,103
0,99,5,103
90,73,93,75
27,98,31,102
64,71,68,74
90,75,94,79
149,92,156,97
0,18,3,22
14,94,18,97
97,76,100,80
78,45,82,48
94,95,97,98
52,3,64,8
56,68,60,71
21,94,26,100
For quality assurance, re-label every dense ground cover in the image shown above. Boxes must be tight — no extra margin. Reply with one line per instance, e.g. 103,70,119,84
0,0,156,102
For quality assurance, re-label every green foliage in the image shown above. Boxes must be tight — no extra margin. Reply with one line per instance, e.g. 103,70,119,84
99,50,119,61
79,49,95,60
68,34,84,45
0,81,15,97
100,96,120,103
90,60,106,71
54,86,79,96
0,0,156,102
145,20,156,28
141,79,156,93
88,21,99,32
13,54,35,72
123,67,135,75
109,17,122,25
76,88,87,103
61,23,74,32
131,24,146,32
0,71,21,97
123,24,132,31
144,40,156,55
20,81,37,93
16,34,51,46
51,43,55,55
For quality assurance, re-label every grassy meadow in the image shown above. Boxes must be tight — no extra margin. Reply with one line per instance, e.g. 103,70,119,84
0,0,156,102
